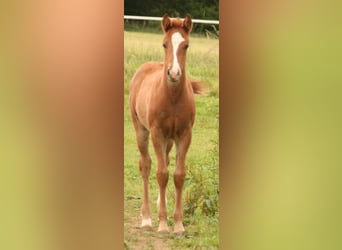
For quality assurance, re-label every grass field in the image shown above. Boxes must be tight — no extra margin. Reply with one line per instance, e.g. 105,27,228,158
124,31,219,249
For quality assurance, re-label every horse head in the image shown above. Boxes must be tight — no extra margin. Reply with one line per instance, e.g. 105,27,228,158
161,14,193,83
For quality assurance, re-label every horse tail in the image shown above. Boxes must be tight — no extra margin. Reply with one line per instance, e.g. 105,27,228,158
190,80,209,95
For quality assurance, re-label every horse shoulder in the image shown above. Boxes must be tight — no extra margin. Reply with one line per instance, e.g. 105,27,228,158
130,62,161,95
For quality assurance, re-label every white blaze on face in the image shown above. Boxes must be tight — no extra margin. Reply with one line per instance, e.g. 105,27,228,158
170,32,185,77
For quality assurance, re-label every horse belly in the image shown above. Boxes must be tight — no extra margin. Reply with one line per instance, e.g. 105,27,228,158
134,91,154,130
132,66,163,130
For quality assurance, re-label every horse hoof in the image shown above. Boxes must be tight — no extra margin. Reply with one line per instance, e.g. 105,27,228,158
174,231,184,238
141,225,153,231
157,221,169,233
173,222,185,234
158,229,169,234
140,218,152,230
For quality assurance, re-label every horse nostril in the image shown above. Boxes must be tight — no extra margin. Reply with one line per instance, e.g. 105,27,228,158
167,68,181,80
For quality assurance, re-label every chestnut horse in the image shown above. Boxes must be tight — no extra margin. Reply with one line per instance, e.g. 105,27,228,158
129,14,205,234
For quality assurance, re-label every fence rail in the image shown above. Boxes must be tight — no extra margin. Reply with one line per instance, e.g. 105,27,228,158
124,15,219,25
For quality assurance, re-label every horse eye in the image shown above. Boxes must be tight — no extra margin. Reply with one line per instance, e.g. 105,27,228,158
184,44,189,50
163,43,167,49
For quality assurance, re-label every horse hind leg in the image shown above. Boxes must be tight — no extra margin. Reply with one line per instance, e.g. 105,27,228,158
156,139,173,210
135,124,152,230
166,139,173,166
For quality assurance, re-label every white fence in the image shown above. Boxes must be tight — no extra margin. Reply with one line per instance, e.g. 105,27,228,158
124,15,219,25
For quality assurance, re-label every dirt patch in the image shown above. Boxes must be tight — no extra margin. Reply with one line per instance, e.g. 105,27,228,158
124,199,172,250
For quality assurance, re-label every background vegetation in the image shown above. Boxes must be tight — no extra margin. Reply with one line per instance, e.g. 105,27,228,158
124,0,219,34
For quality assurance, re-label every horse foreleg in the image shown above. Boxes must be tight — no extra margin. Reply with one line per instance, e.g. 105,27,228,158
174,131,192,233
151,129,169,233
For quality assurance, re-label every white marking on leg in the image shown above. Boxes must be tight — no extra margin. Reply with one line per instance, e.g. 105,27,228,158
170,32,185,77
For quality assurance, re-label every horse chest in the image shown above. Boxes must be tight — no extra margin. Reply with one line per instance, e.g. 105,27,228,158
152,103,194,138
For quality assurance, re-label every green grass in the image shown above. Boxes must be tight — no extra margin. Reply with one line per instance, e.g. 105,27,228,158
124,31,219,249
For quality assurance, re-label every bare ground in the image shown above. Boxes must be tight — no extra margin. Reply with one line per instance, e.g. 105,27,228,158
124,197,174,250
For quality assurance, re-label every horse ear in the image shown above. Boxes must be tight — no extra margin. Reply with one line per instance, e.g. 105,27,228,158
161,14,171,32
183,14,193,33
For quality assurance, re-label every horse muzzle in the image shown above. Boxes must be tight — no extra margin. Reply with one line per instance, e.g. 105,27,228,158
167,67,181,82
